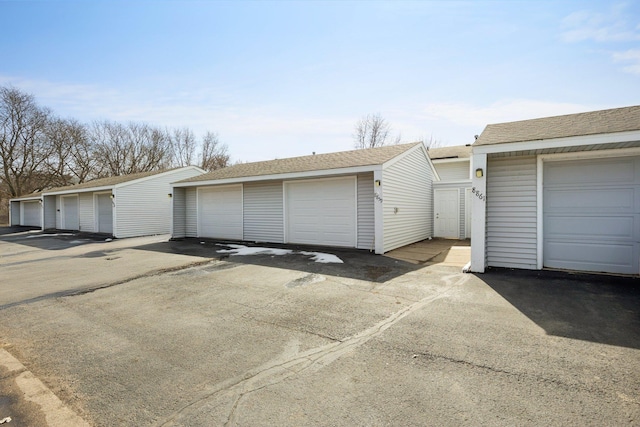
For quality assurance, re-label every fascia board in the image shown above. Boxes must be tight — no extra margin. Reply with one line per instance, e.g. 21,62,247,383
44,185,114,196
9,196,43,202
172,165,381,188
472,130,640,155
431,157,470,164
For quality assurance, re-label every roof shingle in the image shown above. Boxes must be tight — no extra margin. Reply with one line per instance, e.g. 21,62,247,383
179,142,422,183
428,145,471,159
45,169,175,194
474,105,640,146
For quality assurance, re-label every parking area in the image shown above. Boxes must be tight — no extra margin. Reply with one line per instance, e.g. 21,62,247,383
0,229,639,426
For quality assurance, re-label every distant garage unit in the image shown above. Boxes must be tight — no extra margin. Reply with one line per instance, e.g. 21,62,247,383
543,156,640,275
21,200,42,227
285,177,356,247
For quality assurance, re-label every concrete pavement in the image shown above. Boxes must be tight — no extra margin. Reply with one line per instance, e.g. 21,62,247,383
0,231,639,426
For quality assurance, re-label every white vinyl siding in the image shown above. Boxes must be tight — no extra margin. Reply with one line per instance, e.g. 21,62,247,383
185,187,197,237
243,181,284,243
382,148,434,252
433,160,470,181
486,156,537,269
116,168,203,238
79,193,94,232
357,173,375,250
172,187,187,238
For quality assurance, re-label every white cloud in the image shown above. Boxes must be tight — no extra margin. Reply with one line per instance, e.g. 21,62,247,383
561,3,640,43
612,49,640,75
420,99,599,127
0,74,355,161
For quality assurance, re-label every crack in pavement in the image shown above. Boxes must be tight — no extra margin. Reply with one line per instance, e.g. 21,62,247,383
0,260,218,311
156,272,469,426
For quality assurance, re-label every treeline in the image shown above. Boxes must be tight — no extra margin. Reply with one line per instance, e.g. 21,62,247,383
0,85,230,202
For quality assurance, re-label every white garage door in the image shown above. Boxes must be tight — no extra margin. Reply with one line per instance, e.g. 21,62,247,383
544,156,640,275
198,185,243,239
286,177,356,247
22,201,41,227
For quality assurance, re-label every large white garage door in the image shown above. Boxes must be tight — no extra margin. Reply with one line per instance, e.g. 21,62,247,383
198,185,243,239
286,177,356,247
544,156,640,275
22,201,41,227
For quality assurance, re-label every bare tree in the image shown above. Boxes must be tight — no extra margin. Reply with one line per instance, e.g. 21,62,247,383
45,118,95,187
421,134,442,150
0,86,52,197
171,127,197,167
200,131,230,171
353,113,393,149
90,121,172,176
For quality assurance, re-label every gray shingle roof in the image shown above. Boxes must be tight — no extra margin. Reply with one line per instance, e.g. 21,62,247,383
474,105,640,146
179,142,422,183
428,145,471,159
45,169,176,193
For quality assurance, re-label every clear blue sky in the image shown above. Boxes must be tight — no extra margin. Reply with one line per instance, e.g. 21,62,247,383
1,0,638,162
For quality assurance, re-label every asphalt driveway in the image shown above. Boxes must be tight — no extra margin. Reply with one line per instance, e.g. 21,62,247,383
0,231,638,426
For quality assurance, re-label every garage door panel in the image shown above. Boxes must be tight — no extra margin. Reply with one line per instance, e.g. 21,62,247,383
545,215,635,240
545,158,635,185
286,178,356,247
544,156,640,274
545,188,635,211
545,241,636,274
198,186,243,239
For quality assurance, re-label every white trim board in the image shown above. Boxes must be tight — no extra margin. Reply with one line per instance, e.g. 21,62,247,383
473,130,640,155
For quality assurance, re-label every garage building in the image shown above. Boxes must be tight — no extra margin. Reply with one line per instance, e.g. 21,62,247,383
470,105,640,275
9,193,44,227
10,166,205,238
172,142,438,254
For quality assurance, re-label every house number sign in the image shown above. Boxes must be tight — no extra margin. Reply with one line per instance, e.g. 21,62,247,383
471,187,486,201
374,192,383,203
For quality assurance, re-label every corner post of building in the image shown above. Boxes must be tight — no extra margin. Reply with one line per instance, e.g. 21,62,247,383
373,168,384,254
470,152,487,272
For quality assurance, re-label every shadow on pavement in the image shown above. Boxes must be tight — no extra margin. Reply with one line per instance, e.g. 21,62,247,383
478,268,640,350
0,227,112,250
133,238,423,283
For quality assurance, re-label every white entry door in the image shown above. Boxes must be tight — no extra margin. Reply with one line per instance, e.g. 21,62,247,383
434,188,459,238
285,177,356,247
62,196,79,230
96,193,113,234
